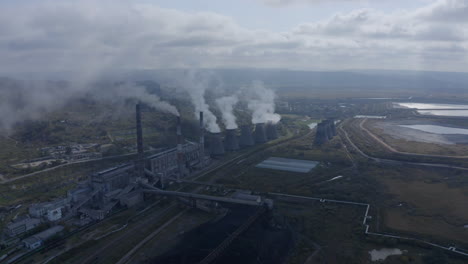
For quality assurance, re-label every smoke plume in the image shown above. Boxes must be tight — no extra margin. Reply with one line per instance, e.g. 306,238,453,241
0,79,178,134
216,95,239,129
178,70,221,133
108,83,179,116
243,81,281,124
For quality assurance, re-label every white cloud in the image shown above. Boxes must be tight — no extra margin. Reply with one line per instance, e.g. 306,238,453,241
0,0,466,74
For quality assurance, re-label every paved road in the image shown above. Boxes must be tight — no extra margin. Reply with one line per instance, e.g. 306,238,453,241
359,118,468,159
0,152,138,184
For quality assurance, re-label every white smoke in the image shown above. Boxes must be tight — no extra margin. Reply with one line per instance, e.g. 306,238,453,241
109,83,179,116
216,95,239,129
177,70,221,133
0,79,179,134
243,81,281,124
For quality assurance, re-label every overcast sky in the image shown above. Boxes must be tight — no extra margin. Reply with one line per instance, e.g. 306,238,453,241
0,0,467,74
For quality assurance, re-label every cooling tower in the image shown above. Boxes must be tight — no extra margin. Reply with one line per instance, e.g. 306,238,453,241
239,125,254,147
266,122,278,140
224,129,239,151
254,123,267,144
209,133,225,156
314,122,329,146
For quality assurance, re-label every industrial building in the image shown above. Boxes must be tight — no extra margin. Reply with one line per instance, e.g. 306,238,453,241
3,217,41,237
16,104,279,228
22,226,64,250
29,199,68,222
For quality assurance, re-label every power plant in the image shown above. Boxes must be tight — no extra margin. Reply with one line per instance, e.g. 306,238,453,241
2,103,282,264
314,119,336,145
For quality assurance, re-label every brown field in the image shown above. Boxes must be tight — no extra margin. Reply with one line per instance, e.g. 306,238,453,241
382,179,468,222
385,209,467,243
379,176,468,243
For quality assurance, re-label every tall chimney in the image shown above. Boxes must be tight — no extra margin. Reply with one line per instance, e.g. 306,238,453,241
239,125,254,147
199,112,205,167
135,103,144,178
254,123,267,144
176,116,185,181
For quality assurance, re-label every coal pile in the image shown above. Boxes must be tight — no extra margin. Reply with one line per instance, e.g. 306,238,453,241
151,205,292,264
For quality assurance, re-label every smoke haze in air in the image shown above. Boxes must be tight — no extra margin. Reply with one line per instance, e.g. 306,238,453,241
243,81,281,124
216,95,239,129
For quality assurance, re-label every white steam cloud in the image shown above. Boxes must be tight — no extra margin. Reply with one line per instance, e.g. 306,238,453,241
110,83,179,116
0,79,179,134
216,95,239,129
178,70,221,133
244,81,281,124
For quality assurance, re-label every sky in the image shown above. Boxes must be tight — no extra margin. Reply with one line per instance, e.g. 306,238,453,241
0,0,467,74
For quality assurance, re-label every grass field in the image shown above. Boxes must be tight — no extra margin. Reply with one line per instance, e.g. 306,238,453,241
359,164,468,245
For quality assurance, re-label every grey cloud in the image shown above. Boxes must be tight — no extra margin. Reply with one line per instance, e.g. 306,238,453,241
0,0,466,75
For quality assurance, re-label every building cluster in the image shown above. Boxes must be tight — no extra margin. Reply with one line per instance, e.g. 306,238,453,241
1,104,280,253
314,119,337,145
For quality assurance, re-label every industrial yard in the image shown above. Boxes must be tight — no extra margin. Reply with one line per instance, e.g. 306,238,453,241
0,96,467,264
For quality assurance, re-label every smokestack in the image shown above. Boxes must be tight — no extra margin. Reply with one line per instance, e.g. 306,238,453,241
239,125,254,147
176,116,185,181
135,103,144,178
254,123,267,144
266,122,278,140
209,133,225,156
199,111,205,167
224,129,239,151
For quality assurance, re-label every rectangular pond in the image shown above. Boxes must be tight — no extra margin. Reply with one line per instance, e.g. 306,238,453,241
393,102,468,110
256,157,319,173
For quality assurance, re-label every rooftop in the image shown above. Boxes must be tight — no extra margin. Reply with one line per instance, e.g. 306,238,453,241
256,157,319,173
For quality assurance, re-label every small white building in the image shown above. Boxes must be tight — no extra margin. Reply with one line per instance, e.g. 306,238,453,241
23,236,42,250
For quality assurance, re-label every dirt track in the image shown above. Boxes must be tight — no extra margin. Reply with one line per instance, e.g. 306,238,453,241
359,118,468,159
